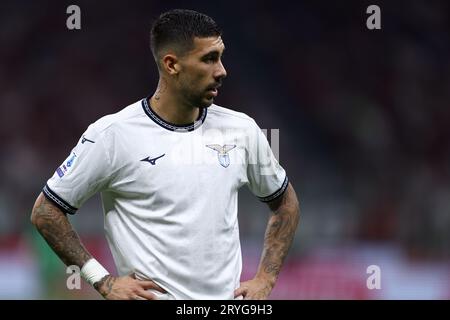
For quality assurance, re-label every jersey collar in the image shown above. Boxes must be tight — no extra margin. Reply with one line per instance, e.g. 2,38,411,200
142,97,207,132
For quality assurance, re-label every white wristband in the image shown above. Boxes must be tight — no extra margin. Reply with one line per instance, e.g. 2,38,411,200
80,258,110,286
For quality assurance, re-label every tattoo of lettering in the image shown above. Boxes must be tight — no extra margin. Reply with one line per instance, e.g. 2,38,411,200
260,184,300,281
32,195,91,267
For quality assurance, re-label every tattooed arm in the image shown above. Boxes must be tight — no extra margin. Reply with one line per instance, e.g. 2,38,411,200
31,192,165,300
31,193,92,267
234,182,300,299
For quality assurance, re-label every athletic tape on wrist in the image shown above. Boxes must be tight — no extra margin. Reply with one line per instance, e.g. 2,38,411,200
80,258,110,286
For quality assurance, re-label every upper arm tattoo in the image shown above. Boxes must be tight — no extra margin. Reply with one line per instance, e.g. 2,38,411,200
267,183,299,213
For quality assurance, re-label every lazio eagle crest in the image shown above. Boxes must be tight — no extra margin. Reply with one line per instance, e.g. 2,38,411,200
206,144,236,168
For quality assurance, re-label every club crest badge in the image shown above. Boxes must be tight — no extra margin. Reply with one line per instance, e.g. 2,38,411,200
206,144,236,168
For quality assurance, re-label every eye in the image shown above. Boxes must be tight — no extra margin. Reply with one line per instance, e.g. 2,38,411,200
202,52,222,64
203,56,216,63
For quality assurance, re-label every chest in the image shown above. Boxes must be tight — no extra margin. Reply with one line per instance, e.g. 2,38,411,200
109,130,249,195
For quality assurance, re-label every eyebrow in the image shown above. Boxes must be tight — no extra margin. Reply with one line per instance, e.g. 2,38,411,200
201,47,225,59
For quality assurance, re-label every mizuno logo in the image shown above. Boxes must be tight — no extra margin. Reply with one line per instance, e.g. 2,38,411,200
141,154,165,165
206,144,236,168
81,136,95,144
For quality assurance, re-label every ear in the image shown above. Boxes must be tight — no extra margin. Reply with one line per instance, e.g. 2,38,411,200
161,54,180,75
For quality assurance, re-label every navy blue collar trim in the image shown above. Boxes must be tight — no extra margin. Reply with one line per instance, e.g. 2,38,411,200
141,98,207,132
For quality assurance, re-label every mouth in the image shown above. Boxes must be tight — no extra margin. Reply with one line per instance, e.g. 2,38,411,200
208,88,218,97
206,83,221,97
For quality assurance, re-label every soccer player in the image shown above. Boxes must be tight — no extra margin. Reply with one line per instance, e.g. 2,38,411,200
31,9,300,300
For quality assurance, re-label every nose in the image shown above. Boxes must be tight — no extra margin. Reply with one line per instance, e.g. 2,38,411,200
215,60,227,80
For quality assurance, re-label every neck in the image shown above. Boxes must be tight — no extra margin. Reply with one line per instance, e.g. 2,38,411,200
150,79,200,125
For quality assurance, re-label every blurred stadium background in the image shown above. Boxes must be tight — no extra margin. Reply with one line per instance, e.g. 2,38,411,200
1,0,449,299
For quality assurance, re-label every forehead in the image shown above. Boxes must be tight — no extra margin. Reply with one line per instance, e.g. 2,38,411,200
189,36,225,56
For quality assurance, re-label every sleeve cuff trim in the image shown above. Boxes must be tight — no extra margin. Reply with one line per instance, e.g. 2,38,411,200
43,184,78,215
258,176,289,203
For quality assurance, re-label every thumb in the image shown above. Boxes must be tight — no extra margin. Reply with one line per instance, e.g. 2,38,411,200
234,285,247,298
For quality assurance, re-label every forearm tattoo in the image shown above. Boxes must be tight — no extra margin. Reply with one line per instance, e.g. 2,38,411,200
31,194,91,267
260,184,300,282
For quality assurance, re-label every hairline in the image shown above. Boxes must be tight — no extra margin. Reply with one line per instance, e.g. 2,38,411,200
155,35,224,68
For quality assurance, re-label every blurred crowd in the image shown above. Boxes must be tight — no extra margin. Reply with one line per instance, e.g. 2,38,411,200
0,0,449,290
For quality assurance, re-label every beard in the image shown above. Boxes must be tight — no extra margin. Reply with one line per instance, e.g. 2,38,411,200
182,86,215,109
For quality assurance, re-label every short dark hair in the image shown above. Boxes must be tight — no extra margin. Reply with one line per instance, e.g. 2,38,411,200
150,9,221,65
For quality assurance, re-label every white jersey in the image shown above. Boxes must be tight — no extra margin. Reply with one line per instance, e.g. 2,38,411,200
44,97,288,299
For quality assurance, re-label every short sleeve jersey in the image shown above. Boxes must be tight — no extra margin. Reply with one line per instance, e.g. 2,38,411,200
44,98,288,299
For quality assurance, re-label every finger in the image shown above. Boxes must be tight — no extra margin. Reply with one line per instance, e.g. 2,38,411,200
244,294,260,300
234,286,247,298
130,273,166,292
243,292,265,300
135,289,158,300
241,289,258,300
139,280,167,293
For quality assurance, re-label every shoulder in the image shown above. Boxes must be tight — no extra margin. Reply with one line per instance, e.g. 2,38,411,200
207,104,258,128
87,99,145,136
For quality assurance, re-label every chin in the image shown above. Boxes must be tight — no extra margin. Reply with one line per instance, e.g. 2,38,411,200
200,98,214,108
